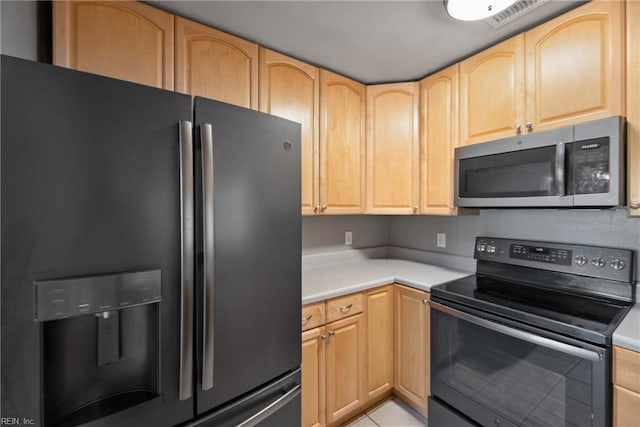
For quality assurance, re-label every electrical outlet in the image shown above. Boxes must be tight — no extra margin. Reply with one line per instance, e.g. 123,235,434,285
437,233,446,248
345,231,353,245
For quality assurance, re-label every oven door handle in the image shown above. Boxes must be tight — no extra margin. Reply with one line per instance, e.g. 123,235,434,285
429,301,602,362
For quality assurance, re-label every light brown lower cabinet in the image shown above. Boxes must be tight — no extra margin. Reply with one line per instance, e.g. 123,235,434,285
301,283,430,426
365,286,394,401
393,285,430,416
302,326,326,427
613,345,640,427
325,313,366,424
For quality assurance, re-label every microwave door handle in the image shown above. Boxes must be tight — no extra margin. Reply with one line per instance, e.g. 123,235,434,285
555,142,566,196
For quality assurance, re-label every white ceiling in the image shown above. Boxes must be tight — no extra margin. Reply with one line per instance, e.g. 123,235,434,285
149,0,585,84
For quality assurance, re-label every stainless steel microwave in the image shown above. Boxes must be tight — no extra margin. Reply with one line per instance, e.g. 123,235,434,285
455,116,625,208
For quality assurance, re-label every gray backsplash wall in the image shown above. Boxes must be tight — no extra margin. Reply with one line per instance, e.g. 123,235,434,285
1,0,38,60
388,208,640,277
302,215,389,255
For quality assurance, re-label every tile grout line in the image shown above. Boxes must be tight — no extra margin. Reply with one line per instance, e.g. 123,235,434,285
366,414,382,427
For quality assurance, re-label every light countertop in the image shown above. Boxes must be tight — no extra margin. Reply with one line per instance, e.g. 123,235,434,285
301,250,473,304
613,302,640,352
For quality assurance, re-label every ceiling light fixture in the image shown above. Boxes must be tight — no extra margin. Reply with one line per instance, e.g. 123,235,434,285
445,0,519,21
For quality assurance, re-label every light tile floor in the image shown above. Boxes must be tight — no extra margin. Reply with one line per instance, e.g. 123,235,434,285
343,397,428,427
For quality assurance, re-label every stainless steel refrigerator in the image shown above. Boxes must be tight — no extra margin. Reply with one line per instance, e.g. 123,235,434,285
1,55,301,427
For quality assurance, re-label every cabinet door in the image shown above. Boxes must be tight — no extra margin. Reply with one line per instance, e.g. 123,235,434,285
53,0,174,89
525,0,624,133
420,64,459,215
302,326,326,427
627,0,640,216
365,286,393,402
319,70,366,214
460,34,525,145
175,17,258,109
394,285,429,416
325,314,366,424
366,83,420,214
259,49,320,215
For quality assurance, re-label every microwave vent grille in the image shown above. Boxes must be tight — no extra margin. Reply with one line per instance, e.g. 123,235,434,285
484,0,546,29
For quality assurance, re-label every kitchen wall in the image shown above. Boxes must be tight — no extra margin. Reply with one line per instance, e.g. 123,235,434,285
388,208,640,277
0,0,38,60
302,215,388,255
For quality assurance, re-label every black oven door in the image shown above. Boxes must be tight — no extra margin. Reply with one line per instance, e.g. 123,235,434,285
430,300,609,427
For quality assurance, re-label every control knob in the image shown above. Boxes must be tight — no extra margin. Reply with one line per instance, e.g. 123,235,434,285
611,258,626,271
591,257,606,268
476,244,486,252
486,245,496,254
574,255,588,266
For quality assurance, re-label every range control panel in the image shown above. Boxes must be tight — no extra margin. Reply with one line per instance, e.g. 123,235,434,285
475,237,634,282
510,244,572,266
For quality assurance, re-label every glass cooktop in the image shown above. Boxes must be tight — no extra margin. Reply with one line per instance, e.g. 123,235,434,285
431,274,632,346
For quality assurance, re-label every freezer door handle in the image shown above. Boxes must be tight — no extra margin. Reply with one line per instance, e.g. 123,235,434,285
200,123,215,391
236,384,301,427
179,120,195,400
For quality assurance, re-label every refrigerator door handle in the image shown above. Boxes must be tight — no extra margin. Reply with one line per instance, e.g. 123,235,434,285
200,123,215,391
235,384,301,427
179,120,195,401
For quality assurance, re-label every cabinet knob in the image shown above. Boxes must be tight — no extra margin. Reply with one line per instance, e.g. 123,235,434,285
313,205,320,213
422,299,429,304
514,123,521,132
630,200,640,210
321,205,327,212
320,334,328,340
526,122,533,131
328,330,335,336
412,206,418,214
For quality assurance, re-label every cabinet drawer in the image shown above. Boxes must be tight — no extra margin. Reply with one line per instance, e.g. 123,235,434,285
614,385,640,427
326,293,363,323
302,302,325,331
614,346,640,394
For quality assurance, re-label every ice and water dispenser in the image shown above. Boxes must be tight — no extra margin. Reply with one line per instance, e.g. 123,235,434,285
35,270,162,426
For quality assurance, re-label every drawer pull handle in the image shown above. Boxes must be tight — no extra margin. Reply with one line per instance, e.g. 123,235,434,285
339,304,353,313
302,314,312,324
422,299,429,304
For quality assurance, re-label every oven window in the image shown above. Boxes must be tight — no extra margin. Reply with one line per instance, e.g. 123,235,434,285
432,309,595,426
459,146,560,198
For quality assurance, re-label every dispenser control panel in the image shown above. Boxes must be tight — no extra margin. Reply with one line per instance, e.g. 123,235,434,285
35,269,161,321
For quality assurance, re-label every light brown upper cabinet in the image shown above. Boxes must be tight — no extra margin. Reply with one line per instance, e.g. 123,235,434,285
53,0,174,89
175,17,258,109
461,1,624,146
420,64,459,215
525,0,624,133
319,71,366,215
627,0,640,216
259,49,320,215
366,83,420,214
460,35,525,145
